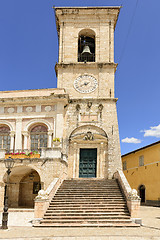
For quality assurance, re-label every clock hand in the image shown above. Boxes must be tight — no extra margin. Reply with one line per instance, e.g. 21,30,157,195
80,82,90,87
84,82,89,86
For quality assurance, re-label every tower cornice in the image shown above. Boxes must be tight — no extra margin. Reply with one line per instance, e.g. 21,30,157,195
55,62,118,76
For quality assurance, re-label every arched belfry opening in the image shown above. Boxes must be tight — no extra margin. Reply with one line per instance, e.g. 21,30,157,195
78,29,95,62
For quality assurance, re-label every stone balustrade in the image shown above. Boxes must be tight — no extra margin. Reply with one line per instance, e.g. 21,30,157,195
34,171,67,221
114,170,141,224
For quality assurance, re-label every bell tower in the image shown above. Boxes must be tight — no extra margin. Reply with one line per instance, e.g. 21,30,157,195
55,7,120,99
54,7,122,179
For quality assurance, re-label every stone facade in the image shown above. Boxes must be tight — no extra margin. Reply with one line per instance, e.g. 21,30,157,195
0,7,122,210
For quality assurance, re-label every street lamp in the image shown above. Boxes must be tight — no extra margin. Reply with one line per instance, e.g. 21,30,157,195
1,157,14,229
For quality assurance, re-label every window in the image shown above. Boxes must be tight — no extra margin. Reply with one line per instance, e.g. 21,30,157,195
123,161,127,170
33,182,41,194
30,125,48,151
78,29,95,62
0,126,10,152
139,155,144,166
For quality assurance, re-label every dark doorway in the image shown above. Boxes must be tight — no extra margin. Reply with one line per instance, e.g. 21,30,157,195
139,185,145,203
79,148,97,178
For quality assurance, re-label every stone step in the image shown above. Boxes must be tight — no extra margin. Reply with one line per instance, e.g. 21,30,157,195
47,209,128,213
46,207,128,211
37,179,136,228
49,203,126,207
55,192,122,195
53,199,125,202
40,218,133,223
44,212,130,217
54,196,124,199
52,196,125,200
60,186,119,188
34,222,139,227
57,188,121,191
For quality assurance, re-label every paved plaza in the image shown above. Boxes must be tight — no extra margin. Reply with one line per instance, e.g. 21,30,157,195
0,206,160,239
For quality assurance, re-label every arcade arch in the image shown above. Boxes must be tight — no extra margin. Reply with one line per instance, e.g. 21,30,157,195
3,166,41,208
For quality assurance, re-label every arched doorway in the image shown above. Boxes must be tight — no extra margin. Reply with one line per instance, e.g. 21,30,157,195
139,185,146,204
3,166,41,208
69,125,108,179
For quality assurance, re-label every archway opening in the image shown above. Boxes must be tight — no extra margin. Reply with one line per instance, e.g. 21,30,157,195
3,166,41,208
139,185,146,204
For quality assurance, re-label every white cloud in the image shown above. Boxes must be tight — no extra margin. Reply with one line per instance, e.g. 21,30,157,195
122,137,141,144
142,124,160,138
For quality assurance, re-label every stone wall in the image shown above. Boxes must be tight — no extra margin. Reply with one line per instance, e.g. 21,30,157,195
0,158,67,210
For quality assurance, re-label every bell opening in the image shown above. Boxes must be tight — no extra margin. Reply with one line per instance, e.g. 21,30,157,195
78,34,95,62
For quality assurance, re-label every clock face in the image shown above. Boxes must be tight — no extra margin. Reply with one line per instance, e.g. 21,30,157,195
74,75,98,93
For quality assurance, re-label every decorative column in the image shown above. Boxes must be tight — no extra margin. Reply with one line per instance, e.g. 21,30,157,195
47,131,53,148
55,103,64,139
15,119,22,152
100,142,104,178
22,131,29,151
73,143,77,178
109,20,114,62
10,131,15,152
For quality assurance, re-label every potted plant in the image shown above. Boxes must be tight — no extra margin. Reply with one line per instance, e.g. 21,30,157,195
5,152,27,159
53,138,61,147
25,150,40,158
5,151,40,159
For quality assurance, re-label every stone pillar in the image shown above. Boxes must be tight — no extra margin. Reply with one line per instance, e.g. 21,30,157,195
15,119,22,151
100,142,104,178
73,143,77,178
22,131,29,150
127,199,141,218
0,182,4,210
55,103,64,139
109,20,114,62
47,131,53,148
0,149,6,159
10,131,15,151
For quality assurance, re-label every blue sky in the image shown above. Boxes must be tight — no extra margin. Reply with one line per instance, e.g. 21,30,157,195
0,0,160,154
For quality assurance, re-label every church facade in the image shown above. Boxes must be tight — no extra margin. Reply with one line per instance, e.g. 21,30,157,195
0,7,122,209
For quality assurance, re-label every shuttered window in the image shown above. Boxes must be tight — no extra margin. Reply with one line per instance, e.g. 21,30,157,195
139,155,144,166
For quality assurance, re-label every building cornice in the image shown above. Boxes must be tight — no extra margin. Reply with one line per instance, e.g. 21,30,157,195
55,62,118,75
54,6,121,35
0,93,69,105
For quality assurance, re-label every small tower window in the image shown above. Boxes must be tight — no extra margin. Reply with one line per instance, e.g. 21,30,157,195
78,29,95,62
139,155,144,167
123,161,127,171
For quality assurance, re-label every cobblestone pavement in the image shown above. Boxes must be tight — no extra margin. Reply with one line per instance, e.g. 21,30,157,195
0,206,160,239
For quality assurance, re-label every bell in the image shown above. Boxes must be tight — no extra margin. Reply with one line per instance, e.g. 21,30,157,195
82,45,92,55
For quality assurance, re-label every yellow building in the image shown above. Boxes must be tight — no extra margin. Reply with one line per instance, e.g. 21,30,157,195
122,141,160,206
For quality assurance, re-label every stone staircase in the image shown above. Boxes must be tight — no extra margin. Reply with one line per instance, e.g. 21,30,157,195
37,179,139,227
